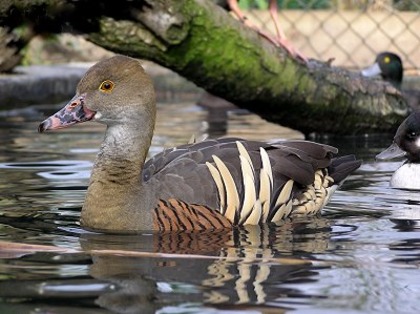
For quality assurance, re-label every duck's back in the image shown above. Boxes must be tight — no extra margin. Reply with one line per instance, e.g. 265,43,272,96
402,88,420,111
143,138,360,230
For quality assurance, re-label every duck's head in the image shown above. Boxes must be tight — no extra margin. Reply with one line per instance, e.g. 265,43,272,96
39,55,156,132
377,112,420,162
361,52,403,88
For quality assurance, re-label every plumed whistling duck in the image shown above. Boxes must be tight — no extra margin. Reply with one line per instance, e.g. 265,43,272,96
39,55,360,233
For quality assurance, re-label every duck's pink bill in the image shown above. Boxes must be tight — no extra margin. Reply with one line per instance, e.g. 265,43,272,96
38,94,95,133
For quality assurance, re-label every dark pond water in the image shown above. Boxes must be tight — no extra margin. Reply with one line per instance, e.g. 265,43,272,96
0,102,419,314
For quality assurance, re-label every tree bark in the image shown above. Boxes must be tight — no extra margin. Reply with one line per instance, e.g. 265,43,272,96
0,0,408,134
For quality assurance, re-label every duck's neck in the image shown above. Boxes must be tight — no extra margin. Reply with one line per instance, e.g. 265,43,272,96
384,65,403,89
81,113,156,232
388,77,402,90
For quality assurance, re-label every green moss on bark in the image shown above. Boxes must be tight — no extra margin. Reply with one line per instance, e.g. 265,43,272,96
0,0,407,134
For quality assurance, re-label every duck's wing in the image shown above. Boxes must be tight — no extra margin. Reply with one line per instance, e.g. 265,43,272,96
143,137,245,183
143,137,249,210
145,138,360,229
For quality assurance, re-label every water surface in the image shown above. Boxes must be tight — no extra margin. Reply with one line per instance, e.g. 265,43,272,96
0,102,419,314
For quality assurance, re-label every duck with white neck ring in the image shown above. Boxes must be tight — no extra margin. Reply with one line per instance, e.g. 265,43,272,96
39,55,361,233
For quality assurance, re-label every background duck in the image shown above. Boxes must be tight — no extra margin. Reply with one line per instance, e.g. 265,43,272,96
377,111,420,190
38,55,360,233
361,52,420,111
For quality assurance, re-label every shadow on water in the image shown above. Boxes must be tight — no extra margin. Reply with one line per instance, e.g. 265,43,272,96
0,102,419,313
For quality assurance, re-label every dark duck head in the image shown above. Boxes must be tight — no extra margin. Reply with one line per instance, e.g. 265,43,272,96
362,52,420,111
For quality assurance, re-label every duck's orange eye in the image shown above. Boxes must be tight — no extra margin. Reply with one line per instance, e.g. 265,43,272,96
99,80,114,92
68,102,79,109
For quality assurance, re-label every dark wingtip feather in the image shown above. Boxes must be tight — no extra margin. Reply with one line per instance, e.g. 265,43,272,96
328,155,361,183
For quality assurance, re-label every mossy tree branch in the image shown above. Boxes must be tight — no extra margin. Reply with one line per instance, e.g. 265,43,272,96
0,0,408,134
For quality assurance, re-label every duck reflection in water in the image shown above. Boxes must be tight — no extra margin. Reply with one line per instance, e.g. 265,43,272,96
78,218,333,313
0,209,360,312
